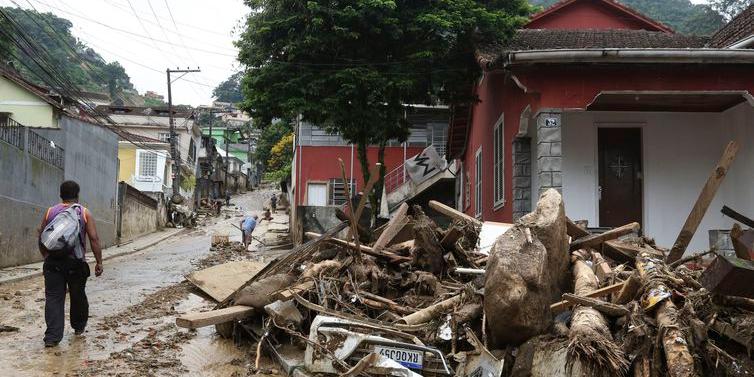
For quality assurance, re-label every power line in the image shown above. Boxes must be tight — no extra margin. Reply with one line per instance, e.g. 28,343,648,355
28,0,238,57
0,7,196,162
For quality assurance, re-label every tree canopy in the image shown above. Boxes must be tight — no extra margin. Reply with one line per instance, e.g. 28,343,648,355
529,0,726,35
238,0,532,209
212,71,244,103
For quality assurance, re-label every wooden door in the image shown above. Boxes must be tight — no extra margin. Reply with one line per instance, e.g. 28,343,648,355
598,128,642,228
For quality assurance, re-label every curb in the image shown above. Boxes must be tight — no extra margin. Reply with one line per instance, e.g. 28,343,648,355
0,228,189,286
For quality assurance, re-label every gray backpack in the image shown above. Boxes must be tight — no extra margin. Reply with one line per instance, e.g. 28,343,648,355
40,204,84,259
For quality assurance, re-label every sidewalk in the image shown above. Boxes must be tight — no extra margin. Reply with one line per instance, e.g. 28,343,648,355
0,227,187,285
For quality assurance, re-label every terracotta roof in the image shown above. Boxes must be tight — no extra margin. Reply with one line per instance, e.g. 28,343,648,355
709,4,754,47
528,0,674,33
118,131,166,144
477,29,710,68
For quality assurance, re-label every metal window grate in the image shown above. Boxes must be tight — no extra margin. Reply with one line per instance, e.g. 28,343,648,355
139,151,158,177
0,116,26,151
328,178,354,206
27,129,64,169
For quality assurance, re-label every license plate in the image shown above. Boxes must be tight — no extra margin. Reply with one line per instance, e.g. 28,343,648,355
374,345,423,370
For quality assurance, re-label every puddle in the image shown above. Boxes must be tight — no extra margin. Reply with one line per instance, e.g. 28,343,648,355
181,326,251,377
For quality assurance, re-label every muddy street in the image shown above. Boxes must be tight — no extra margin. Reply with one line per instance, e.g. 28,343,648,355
0,188,285,377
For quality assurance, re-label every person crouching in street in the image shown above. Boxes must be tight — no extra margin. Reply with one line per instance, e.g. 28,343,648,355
240,214,258,250
38,180,103,347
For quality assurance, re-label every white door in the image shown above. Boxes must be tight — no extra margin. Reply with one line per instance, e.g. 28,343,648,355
307,183,327,206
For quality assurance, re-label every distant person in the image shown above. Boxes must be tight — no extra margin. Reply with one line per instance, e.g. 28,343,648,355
225,191,231,207
38,180,103,348
240,214,258,250
270,194,278,213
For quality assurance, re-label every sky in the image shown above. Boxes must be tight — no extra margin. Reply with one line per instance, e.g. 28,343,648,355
3,0,248,107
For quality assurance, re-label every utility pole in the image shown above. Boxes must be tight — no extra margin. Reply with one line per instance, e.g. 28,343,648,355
166,67,200,199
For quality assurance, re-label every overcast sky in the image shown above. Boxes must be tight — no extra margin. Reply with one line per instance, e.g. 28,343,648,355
3,0,247,107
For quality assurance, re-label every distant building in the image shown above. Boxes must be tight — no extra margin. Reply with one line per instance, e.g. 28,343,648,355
97,105,202,205
144,90,165,102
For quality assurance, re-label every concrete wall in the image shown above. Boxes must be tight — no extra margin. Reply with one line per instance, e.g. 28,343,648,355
0,135,63,267
58,116,119,249
0,116,119,267
561,106,753,252
120,185,158,242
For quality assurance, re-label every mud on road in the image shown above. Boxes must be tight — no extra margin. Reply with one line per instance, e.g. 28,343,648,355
0,189,285,377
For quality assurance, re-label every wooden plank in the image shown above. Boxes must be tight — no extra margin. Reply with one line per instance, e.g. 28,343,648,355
305,232,412,263
721,205,754,229
440,226,463,249
176,305,254,329
186,260,268,302
550,282,624,314
562,293,629,317
667,141,740,263
387,240,414,253
569,222,640,251
566,217,589,238
274,281,316,301
372,203,409,251
429,200,482,227
602,241,663,264
700,255,754,298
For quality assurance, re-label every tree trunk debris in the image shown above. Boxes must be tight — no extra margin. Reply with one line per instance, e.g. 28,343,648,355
177,166,754,377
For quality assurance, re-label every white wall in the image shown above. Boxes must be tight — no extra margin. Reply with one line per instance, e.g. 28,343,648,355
561,106,753,253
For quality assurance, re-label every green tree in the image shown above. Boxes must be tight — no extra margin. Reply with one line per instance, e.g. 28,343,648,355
254,119,293,175
238,0,532,214
212,71,244,103
0,7,137,97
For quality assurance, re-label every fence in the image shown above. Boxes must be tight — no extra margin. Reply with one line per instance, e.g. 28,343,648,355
0,117,64,169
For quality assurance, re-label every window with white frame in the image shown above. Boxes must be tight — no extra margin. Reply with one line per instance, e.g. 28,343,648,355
138,151,158,177
158,132,170,143
475,147,482,218
493,114,505,209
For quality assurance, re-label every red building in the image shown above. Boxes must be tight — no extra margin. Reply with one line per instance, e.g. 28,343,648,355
291,106,450,208
447,0,754,252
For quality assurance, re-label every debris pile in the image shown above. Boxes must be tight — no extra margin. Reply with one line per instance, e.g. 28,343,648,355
177,188,754,377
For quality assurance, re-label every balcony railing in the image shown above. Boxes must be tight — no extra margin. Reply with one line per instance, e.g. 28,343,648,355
0,117,25,150
0,117,64,169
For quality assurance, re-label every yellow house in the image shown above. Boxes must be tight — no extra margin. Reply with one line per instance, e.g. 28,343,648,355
0,68,61,128
117,131,172,194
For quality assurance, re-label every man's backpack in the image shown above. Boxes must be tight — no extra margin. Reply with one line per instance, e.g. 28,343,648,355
40,204,84,258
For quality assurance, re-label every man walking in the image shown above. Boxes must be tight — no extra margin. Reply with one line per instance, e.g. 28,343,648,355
38,181,103,347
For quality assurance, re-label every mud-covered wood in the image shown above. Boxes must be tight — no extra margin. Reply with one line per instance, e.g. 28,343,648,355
176,305,254,329
429,200,482,226
372,203,409,251
550,282,625,314
700,255,754,298
570,222,640,251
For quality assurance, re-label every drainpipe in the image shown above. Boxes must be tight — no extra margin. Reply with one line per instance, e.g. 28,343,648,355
728,35,754,49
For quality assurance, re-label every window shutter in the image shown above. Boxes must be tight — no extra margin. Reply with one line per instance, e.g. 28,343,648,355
493,115,505,208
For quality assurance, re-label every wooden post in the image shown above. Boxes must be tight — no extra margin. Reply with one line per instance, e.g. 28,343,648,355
372,203,409,251
666,141,739,263
429,200,482,227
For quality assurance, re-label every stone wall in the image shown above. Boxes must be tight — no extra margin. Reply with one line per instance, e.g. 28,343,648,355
536,110,563,195
119,183,158,242
512,137,532,221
